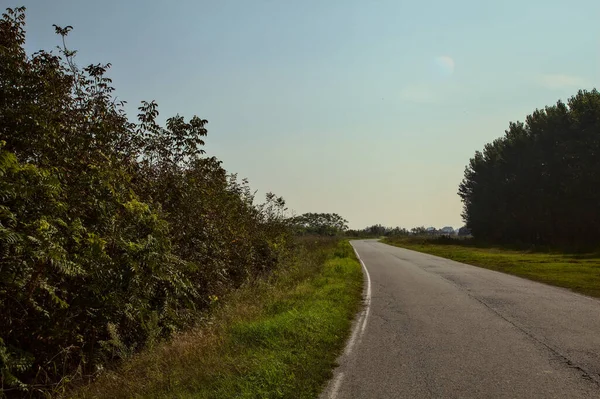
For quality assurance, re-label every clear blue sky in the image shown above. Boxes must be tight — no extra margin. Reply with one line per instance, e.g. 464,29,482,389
15,0,600,229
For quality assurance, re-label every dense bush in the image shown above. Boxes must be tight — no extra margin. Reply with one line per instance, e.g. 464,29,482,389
459,89,600,248
0,7,289,396
291,213,348,236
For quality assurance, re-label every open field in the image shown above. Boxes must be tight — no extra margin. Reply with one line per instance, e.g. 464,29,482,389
383,236,600,298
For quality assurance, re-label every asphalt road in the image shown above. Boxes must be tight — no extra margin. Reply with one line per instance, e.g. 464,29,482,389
321,239,600,399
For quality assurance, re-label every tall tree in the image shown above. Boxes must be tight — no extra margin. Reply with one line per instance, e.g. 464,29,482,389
458,89,600,248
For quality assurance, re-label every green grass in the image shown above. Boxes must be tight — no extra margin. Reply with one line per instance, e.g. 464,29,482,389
383,236,600,298
71,238,363,399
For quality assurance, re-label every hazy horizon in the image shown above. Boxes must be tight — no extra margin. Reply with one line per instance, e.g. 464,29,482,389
16,0,599,229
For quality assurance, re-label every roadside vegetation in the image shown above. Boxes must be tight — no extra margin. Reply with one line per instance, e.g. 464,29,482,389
0,8,360,397
383,236,600,298
346,224,408,239
72,238,363,399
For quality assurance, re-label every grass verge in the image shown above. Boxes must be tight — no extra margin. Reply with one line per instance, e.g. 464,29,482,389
383,236,600,298
70,238,363,399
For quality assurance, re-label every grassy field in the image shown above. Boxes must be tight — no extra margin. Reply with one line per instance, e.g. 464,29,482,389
71,238,363,399
383,236,600,298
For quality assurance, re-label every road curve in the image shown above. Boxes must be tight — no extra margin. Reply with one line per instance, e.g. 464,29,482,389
321,239,600,399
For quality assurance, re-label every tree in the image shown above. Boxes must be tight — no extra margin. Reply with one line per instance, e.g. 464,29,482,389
458,89,600,248
0,8,291,394
410,226,427,235
292,213,348,236
457,226,471,236
386,226,409,237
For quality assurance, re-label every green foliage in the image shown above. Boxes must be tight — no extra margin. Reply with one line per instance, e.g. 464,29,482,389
346,224,409,238
291,213,348,236
0,7,290,396
72,239,363,399
459,89,600,248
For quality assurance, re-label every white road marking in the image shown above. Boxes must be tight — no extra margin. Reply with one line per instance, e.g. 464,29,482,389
343,310,365,356
329,372,345,399
329,242,372,398
357,250,372,335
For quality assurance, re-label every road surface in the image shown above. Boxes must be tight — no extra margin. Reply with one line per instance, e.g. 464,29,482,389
321,240,600,398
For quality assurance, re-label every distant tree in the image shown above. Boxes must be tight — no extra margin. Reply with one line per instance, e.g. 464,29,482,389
439,226,455,236
292,213,348,236
457,226,471,236
425,227,439,236
364,224,387,236
345,225,409,238
386,226,409,236
410,226,427,235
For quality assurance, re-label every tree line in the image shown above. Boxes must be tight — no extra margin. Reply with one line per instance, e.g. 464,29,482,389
346,225,473,238
0,8,290,395
346,224,408,237
291,213,348,236
458,89,600,248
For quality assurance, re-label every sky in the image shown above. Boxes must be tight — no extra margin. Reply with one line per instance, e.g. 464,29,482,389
13,0,600,229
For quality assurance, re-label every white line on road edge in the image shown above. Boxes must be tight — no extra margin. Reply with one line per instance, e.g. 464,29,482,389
329,372,345,399
328,242,372,399
343,245,372,355
356,247,372,336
